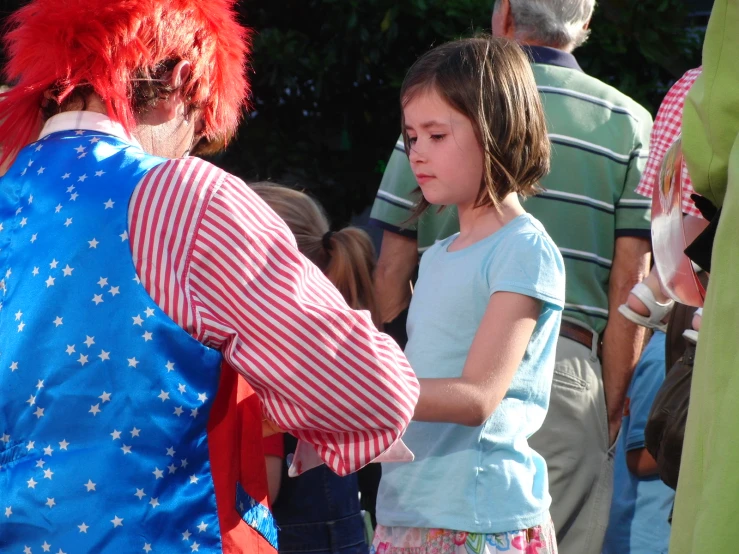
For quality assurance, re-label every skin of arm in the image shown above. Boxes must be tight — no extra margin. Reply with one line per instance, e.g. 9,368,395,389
374,231,418,323
265,455,282,506
626,448,660,477
412,292,541,427
601,236,652,444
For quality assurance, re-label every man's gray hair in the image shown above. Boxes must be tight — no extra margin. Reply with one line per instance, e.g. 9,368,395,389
501,0,596,51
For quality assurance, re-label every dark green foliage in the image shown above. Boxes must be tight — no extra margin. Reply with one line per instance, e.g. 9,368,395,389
217,0,704,224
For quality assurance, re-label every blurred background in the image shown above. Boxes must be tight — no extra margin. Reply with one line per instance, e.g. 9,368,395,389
0,0,713,227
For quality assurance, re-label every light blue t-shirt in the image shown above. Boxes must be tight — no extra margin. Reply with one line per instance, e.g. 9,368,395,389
602,331,675,554
377,213,565,533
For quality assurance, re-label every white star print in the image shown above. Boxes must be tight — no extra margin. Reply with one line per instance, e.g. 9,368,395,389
53,316,63,327
30,233,38,243
36,380,44,389
191,542,200,552
36,460,45,468
132,314,144,326
109,286,120,296
197,521,208,533
178,384,187,393
189,475,199,484
15,310,22,320
15,206,22,214
26,394,36,406
128,357,139,368
103,198,114,209
4,506,11,517
142,331,153,341
143,543,152,553
181,458,189,468
17,321,25,332
153,467,164,479
43,468,53,479
166,447,176,457
62,265,73,276
134,488,146,500
130,427,141,438
88,238,99,248
74,145,86,154
121,444,132,455
66,345,76,355
70,192,79,200
145,307,155,317
45,276,55,288
90,137,100,143
55,203,62,213
27,477,37,489
45,498,55,508
190,407,199,418
149,497,159,509
89,404,101,416
24,546,32,554
84,479,96,492
0,434,9,443
19,217,27,227
110,430,122,440
167,463,178,474
182,530,192,541
32,267,39,276
99,391,111,403
133,274,141,284
166,361,175,372
95,169,105,177
43,445,53,456
35,144,43,151
97,277,108,287
77,175,87,183
111,516,123,528
42,542,51,552
26,441,34,450
78,522,89,533
50,259,59,269
158,390,170,402
92,294,104,305
63,218,73,227
28,194,34,203
173,406,183,416
120,230,128,241
59,439,69,450
197,393,208,403
98,350,110,362
63,173,71,180
77,354,89,366
33,407,45,418
9,361,19,372
37,166,45,175
84,336,95,347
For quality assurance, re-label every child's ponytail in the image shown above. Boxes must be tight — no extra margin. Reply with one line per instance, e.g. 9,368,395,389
250,183,381,329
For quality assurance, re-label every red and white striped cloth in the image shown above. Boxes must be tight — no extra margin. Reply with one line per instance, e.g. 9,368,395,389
636,67,702,217
38,112,418,477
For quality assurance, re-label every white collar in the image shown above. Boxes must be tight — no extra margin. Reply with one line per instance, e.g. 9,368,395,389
39,111,143,150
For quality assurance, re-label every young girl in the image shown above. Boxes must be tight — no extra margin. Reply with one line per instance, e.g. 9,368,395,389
372,37,565,554
252,183,379,554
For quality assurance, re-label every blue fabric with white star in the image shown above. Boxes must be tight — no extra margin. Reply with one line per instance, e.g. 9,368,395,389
236,482,279,550
0,130,228,552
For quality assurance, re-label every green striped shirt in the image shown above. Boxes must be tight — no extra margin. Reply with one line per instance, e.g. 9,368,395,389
369,46,653,333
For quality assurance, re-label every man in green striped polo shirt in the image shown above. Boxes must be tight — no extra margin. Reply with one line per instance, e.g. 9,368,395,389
369,1,652,552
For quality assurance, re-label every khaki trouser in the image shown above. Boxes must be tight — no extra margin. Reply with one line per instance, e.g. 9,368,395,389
529,335,614,554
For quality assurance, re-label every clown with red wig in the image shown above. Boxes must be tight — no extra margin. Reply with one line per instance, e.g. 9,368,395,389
0,1,419,552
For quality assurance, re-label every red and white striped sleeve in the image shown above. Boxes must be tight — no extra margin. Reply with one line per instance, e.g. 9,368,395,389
635,67,703,217
129,157,419,476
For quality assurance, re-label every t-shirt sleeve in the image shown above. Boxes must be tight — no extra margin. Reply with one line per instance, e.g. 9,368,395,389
485,228,566,309
368,136,419,238
615,114,653,239
262,433,285,459
624,332,667,452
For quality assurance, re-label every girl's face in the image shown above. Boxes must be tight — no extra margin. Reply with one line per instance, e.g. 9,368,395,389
403,89,484,209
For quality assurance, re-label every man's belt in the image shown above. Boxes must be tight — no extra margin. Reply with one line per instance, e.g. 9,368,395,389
559,320,602,359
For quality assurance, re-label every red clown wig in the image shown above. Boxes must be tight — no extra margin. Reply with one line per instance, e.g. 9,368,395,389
0,0,251,164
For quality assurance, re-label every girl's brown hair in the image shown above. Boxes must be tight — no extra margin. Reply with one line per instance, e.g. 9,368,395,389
250,183,381,329
401,36,550,215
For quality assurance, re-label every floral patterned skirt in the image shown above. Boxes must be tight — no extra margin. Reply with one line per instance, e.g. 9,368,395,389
370,518,557,554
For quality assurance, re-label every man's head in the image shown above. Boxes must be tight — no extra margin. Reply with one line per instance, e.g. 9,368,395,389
492,0,595,53
0,0,250,162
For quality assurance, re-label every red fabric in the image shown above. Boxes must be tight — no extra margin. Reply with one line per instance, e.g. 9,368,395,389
263,433,285,459
636,68,703,217
0,0,250,164
207,363,276,554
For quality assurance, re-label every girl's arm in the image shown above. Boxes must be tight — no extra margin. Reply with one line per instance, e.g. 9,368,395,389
413,291,541,426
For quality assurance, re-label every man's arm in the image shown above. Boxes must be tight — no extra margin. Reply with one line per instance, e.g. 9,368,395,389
375,231,418,324
601,236,651,444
